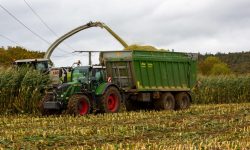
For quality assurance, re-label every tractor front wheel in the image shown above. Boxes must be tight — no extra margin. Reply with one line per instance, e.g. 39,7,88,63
100,87,121,113
67,94,91,115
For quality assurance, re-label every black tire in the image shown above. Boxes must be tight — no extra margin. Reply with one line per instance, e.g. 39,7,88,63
175,92,191,110
100,87,121,113
66,94,91,115
39,93,54,115
154,92,175,110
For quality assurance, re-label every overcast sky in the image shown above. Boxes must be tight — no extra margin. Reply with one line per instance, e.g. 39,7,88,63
1,0,250,66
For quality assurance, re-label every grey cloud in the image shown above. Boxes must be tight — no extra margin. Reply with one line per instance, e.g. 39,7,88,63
1,0,250,66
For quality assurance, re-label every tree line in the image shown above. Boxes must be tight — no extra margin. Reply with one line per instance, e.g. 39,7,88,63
0,46,249,75
199,51,250,75
0,46,44,66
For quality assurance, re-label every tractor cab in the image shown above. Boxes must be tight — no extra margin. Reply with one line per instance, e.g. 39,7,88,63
71,65,105,86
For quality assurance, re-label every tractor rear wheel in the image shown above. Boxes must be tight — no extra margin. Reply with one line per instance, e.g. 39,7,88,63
67,94,91,115
175,92,191,110
100,87,121,113
39,93,54,115
154,92,175,110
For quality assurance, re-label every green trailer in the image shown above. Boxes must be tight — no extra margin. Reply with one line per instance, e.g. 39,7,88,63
100,50,197,110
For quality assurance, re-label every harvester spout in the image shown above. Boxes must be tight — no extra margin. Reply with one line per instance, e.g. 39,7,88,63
44,21,128,60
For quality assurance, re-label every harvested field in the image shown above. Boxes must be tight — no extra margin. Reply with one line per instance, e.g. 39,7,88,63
0,103,249,149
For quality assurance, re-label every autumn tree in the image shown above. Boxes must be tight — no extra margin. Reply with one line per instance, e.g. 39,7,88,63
0,46,44,67
199,56,231,75
210,63,231,75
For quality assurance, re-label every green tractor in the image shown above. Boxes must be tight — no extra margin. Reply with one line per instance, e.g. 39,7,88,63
39,65,122,115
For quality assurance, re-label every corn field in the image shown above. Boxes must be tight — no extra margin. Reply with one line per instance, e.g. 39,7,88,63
0,67,250,114
192,75,250,104
0,67,50,114
0,103,249,149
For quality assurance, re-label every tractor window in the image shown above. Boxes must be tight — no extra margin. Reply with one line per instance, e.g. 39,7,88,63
95,71,101,81
72,68,88,82
36,62,47,72
92,68,104,82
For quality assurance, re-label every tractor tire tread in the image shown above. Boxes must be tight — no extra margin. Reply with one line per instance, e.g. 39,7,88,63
100,86,121,113
66,94,90,115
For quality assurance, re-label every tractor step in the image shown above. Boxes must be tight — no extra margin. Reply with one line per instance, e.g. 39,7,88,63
44,101,62,110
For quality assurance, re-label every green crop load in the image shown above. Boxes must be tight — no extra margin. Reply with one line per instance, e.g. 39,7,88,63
192,75,250,104
0,67,50,114
124,44,168,51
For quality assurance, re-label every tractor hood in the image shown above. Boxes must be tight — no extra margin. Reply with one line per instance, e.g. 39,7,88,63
57,83,70,91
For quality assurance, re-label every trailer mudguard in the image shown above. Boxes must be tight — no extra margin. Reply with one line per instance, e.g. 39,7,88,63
95,82,119,95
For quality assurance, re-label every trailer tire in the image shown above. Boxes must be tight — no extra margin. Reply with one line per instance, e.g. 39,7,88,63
100,87,121,113
154,92,175,110
175,92,191,110
39,93,54,115
66,94,91,115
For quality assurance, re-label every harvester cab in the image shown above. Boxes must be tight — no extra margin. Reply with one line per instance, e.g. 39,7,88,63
14,58,50,73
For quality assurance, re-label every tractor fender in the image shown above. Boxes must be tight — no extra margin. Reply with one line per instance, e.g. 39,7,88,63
95,82,120,96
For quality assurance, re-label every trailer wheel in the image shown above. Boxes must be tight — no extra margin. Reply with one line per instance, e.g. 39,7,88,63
67,94,91,115
39,93,54,115
101,87,121,113
154,92,175,110
175,92,191,110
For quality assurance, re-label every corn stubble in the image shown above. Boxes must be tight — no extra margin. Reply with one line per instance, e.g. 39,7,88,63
0,104,249,149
